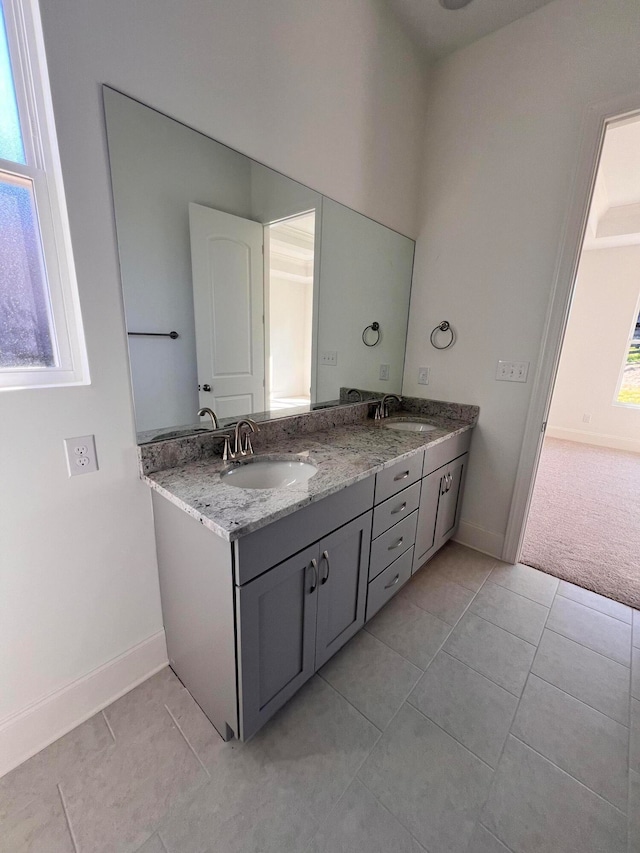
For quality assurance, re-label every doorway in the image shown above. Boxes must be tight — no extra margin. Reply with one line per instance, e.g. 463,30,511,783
266,211,315,411
519,116,640,608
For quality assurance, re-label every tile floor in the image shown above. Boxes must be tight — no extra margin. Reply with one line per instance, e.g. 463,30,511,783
2,542,639,853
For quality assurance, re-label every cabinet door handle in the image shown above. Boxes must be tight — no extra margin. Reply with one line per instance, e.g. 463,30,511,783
391,501,407,515
384,573,401,589
440,476,446,496
446,473,453,492
320,550,330,585
308,558,318,594
388,536,404,551
394,470,410,481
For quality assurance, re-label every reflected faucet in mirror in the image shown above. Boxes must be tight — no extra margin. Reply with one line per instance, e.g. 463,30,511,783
197,407,220,429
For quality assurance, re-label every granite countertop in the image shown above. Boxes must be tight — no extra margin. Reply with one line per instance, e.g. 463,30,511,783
143,413,475,542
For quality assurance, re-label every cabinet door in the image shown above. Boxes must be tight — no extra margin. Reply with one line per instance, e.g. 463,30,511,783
435,453,467,546
315,512,372,669
236,544,319,740
413,467,443,569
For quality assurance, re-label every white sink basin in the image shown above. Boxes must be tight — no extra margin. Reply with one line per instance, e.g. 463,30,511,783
221,458,318,489
384,419,438,433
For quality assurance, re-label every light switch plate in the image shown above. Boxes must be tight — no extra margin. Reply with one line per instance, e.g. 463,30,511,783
320,351,338,366
64,435,99,476
496,361,529,383
379,364,390,381
418,367,430,385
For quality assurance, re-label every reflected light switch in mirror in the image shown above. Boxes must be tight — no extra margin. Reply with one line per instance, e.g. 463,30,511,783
320,351,338,366
379,364,390,380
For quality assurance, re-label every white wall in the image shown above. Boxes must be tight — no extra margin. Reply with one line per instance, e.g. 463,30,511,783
403,0,640,557
1,0,427,773
548,245,640,452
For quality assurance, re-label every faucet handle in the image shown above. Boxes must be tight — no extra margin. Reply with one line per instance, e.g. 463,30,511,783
222,435,233,462
242,431,253,455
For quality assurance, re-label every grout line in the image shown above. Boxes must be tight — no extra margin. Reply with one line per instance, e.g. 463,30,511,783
440,646,523,698
478,824,518,853
102,709,116,744
57,783,80,853
163,704,211,779
509,733,628,816
461,609,539,649
356,774,430,851
407,699,495,772
542,625,631,669
489,575,559,608
556,588,633,625
156,830,170,852
316,672,383,734
530,669,630,729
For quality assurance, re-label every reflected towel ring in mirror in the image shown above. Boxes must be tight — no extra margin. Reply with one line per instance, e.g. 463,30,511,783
362,321,381,347
430,321,455,350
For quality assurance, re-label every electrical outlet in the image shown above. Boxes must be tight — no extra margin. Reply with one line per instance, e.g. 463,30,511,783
320,350,338,366
418,367,430,385
495,360,529,383
379,364,390,381
64,435,99,476
582,413,591,424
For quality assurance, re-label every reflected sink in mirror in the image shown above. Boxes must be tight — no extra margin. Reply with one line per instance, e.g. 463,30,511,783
383,418,438,433
220,457,318,490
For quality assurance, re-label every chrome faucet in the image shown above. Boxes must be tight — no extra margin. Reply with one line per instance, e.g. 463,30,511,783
379,394,402,419
197,407,220,429
226,418,259,459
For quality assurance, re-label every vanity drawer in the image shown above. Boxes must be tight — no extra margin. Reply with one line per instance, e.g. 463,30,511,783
369,510,418,581
366,547,413,621
374,452,424,504
423,430,471,477
372,481,421,539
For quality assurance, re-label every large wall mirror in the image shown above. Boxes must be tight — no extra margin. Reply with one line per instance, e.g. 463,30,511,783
103,87,415,443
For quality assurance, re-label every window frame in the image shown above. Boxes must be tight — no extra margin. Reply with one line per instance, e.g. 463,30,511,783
0,0,88,390
613,297,640,409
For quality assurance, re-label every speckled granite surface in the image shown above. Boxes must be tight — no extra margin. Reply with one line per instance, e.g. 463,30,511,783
142,403,478,541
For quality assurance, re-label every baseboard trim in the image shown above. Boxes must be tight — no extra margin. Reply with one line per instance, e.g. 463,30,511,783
453,520,505,560
546,426,640,454
0,630,168,778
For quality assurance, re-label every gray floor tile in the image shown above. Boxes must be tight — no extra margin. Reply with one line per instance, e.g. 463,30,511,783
61,711,208,853
402,564,475,624
634,610,640,649
631,699,640,775
424,541,497,592
557,581,632,624
358,703,493,853
511,675,629,811
365,591,452,669
547,596,632,666
482,736,627,853
409,652,517,767
489,562,558,606
633,648,640,699
161,770,318,853
308,779,424,853
319,630,421,729
243,676,379,822
0,712,114,821
470,582,549,645
0,788,75,853
532,630,630,725
136,834,167,853
630,771,640,853
104,667,188,740
466,824,512,853
444,613,536,696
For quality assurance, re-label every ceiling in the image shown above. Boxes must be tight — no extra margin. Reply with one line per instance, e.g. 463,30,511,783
387,0,556,62
585,118,640,250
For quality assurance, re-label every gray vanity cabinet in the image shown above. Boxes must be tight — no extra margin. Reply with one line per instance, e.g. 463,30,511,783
237,511,372,739
236,544,319,741
413,452,469,571
314,512,372,669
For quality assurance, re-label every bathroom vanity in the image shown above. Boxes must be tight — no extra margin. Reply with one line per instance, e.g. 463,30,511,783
141,399,477,742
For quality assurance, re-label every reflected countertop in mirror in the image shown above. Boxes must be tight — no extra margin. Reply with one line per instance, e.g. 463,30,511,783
103,87,415,444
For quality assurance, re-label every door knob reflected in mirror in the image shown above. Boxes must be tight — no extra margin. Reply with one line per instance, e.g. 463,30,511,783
198,383,212,392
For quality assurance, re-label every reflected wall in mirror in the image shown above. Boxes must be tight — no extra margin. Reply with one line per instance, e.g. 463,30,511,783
103,87,415,441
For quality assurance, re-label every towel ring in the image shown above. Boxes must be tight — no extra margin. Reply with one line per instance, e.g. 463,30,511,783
430,321,455,350
362,321,381,347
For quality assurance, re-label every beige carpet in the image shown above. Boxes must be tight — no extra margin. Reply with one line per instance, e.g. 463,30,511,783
521,437,640,610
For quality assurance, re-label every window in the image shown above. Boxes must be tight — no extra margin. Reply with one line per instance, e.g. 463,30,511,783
0,0,87,389
616,306,640,407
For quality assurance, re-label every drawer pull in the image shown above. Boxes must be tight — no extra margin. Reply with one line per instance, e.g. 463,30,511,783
391,501,407,515
388,536,404,551
394,470,410,481
321,550,330,585
308,558,318,594
384,573,401,589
